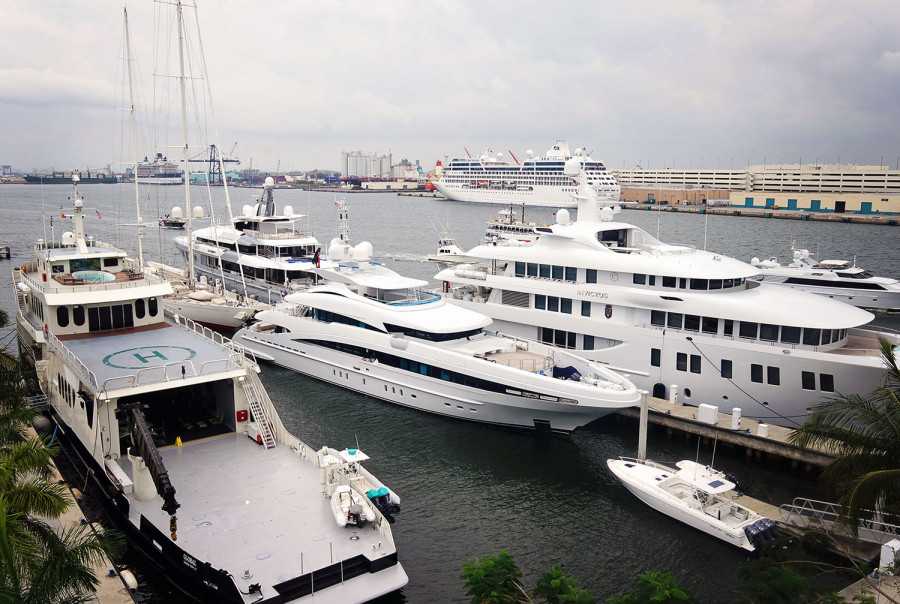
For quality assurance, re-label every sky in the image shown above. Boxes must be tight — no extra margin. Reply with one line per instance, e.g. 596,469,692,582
2,0,900,175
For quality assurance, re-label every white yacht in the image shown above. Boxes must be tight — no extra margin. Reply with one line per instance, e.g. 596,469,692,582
750,248,900,311
233,237,640,433
175,177,322,305
484,204,546,244
607,457,776,551
433,140,620,207
13,175,407,602
434,161,900,428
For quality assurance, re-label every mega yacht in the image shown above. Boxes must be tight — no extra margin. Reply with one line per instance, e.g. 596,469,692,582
750,247,900,311
434,162,900,428
433,140,620,207
175,177,322,305
234,237,640,433
13,175,407,602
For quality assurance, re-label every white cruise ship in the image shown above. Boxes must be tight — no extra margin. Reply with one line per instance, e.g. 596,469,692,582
234,236,640,433
14,177,407,602
433,140,620,207
136,152,182,185
434,161,900,428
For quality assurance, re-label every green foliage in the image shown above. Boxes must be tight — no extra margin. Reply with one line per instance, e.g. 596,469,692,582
737,564,807,604
461,549,529,603
533,565,595,603
606,570,697,603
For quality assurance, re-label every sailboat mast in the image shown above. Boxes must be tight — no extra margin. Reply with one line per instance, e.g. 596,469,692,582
124,7,144,270
176,0,194,285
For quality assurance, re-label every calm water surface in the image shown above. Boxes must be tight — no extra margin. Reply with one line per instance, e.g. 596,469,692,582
1,183,899,602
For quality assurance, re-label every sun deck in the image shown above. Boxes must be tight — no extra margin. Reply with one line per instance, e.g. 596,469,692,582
117,433,403,601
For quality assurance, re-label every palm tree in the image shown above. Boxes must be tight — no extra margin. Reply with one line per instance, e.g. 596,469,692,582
789,337,900,528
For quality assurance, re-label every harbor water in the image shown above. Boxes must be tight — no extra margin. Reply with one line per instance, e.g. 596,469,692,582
1,183,898,602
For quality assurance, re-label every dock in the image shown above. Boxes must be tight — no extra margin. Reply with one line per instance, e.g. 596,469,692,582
625,204,899,226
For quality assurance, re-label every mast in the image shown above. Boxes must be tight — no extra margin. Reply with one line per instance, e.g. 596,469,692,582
124,7,144,270
176,0,194,286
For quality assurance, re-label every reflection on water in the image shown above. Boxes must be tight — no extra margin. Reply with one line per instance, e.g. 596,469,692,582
1,185,893,601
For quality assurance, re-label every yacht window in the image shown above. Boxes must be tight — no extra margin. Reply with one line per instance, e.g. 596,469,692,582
690,279,708,290
539,264,551,279
684,315,700,331
803,328,821,346
548,297,559,312
651,348,661,367
135,299,145,319
103,258,118,268
781,326,801,344
584,335,594,350
739,322,758,339
702,317,718,334
750,364,763,383
709,279,723,290
721,359,732,378
723,278,734,288
759,324,779,341
648,275,656,286
540,328,553,344
586,269,597,284
723,320,734,336
112,305,125,329
88,307,100,331
73,305,85,326
690,355,701,374
651,310,665,326
52,264,64,274
676,352,687,371
565,267,577,282
535,295,546,310
801,371,816,390
633,274,646,285
552,265,563,280
581,301,591,317
148,297,159,317
561,299,572,314
823,329,835,345
662,276,676,288
820,374,835,392
515,262,525,276
56,306,69,328
767,366,780,385
667,313,683,329
527,263,538,277
99,307,112,331
680,278,687,289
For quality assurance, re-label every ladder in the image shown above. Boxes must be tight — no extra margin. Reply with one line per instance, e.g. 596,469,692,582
241,370,276,449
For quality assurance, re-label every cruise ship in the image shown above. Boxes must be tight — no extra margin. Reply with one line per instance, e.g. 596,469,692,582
136,152,182,185
434,161,900,428
234,237,640,432
14,176,407,602
433,140,620,207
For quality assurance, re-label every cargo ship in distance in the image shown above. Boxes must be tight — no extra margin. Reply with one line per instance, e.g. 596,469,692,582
25,168,117,184
433,140,620,207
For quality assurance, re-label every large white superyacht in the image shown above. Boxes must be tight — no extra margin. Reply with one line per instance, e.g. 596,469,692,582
14,179,406,601
433,140,620,207
234,236,640,433
434,162,900,428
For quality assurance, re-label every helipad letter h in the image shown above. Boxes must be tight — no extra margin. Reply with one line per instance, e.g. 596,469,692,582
133,350,168,364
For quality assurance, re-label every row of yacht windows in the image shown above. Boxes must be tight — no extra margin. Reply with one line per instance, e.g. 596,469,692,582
649,310,847,346
514,262,748,291
634,274,748,290
55,298,158,332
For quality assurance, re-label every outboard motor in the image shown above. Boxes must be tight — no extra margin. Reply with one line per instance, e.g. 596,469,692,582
367,487,400,517
744,518,777,548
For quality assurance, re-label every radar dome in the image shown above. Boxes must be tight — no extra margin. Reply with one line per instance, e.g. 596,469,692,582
563,158,582,177
599,207,615,222
526,150,534,158
192,206,205,219
750,257,760,266
352,241,373,261
74,199,83,208
497,152,503,159
170,206,184,219
283,205,294,217
264,176,275,187
242,205,253,217
575,147,583,156
61,232,76,246
556,209,570,224
328,238,350,261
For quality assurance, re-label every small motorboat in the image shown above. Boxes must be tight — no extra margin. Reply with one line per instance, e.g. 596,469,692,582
331,485,376,528
607,457,776,551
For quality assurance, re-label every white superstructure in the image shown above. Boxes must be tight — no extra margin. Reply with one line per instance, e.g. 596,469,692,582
750,248,900,311
434,161,900,427
434,140,620,207
234,238,640,433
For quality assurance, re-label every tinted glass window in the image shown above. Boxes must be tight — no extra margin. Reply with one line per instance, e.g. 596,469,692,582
560,299,572,314
759,324,779,341
633,274,646,285
57,306,69,328
750,364,763,383
662,276,676,288
820,374,834,392
684,315,700,331
565,267,576,282
803,328,821,346
581,301,591,317
801,371,816,390
690,354,701,374
651,348,661,367
723,319,734,336
702,317,718,334
539,264,551,279
148,297,158,316
586,269,597,283
767,366,780,385
739,322,758,339
527,263,538,277
73,305,85,326
667,313,683,329
651,310,665,326
583,335,594,350
535,295,546,310
676,353,687,371
551,265,563,280
781,326,801,344
721,359,732,378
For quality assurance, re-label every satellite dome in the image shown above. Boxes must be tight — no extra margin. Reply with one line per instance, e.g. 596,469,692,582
563,158,582,177
526,150,534,158
242,205,253,217
599,207,615,222
556,209,570,224
283,205,294,217
264,176,275,187
192,206,205,219
353,241,373,261
61,232,76,246
328,238,350,261
170,206,184,219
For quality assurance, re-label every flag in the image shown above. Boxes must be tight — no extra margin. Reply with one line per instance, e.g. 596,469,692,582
96,210,102,219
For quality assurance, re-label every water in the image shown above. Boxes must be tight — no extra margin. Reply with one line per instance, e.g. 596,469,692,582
2,183,899,602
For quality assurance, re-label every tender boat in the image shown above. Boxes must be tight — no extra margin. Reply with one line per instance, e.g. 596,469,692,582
750,247,900,311
233,235,641,433
434,161,900,428
607,457,776,551
13,173,407,602
433,140,620,207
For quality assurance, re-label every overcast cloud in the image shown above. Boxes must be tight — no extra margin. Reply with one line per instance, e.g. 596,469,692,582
2,0,899,174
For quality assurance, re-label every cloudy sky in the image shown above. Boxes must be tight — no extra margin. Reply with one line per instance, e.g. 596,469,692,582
3,0,900,175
